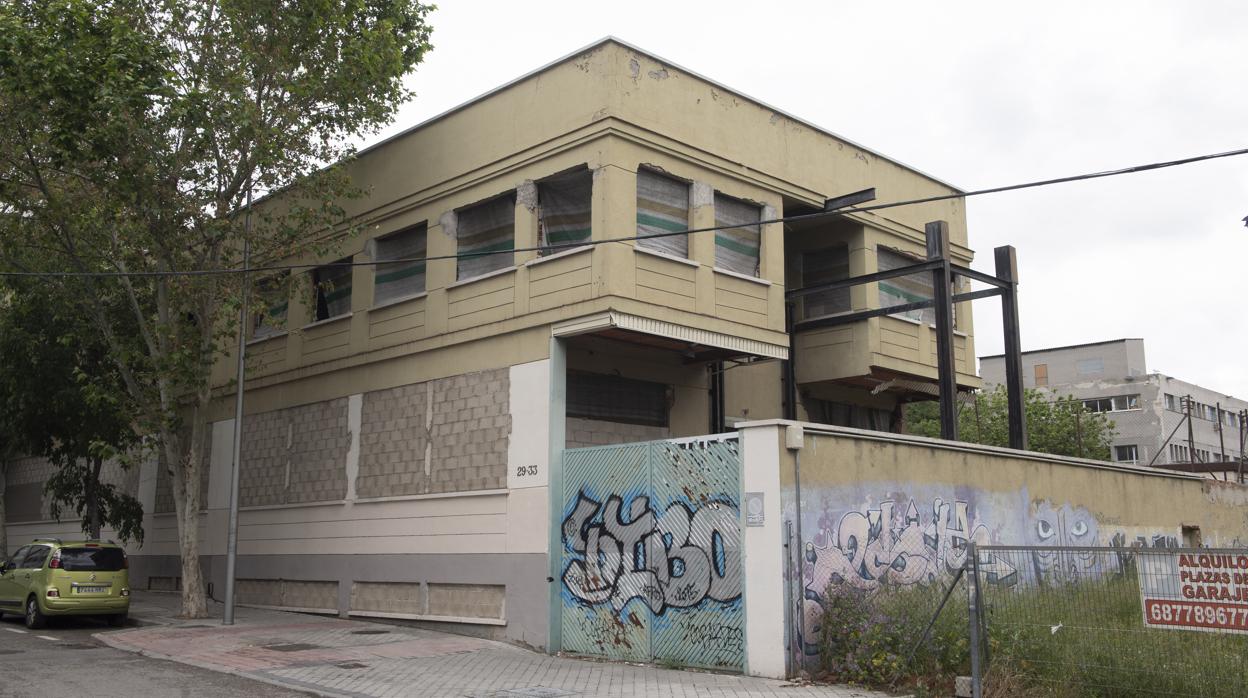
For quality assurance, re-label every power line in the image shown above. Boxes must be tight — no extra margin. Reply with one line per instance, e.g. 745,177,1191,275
3,145,1246,280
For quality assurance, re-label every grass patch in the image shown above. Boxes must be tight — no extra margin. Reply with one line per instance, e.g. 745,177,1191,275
814,573,1248,697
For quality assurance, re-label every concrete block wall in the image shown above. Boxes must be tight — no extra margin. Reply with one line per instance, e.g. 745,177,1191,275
358,368,510,497
565,416,669,449
236,578,339,611
351,581,424,615
428,582,505,620
4,456,55,522
235,399,349,507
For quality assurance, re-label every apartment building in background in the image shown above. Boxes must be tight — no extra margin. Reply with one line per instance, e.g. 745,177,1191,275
5,38,982,649
980,338,1247,469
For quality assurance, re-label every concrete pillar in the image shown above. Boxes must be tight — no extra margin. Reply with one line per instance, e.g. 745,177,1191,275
740,423,787,678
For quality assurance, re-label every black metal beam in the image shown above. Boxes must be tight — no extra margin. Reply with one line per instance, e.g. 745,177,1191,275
928,221,959,441
786,259,942,299
995,245,1027,450
824,188,877,211
792,288,1003,332
783,303,798,420
951,264,1010,289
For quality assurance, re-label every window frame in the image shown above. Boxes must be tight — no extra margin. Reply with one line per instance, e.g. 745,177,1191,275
537,167,593,256
372,223,429,306
456,193,517,281
1114,444,1139,463
311,257,353,323
712,192,762,277
635,168,691,259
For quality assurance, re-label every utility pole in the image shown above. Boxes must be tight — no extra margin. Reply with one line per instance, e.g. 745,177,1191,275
1217,402,1227,478
1184,395,1196,463
223,186,253,626
1238,409,1246,484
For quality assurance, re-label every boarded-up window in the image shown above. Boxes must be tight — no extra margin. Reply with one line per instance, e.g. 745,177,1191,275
252,275,288,339
636,169,689,257
568,371,668,427
373,224,427,304
714,194,761,276
312,259,352,321
1034,363,1048,387
457,195,515,280
801,246,850,320
539,168,592,254
877,248,934,324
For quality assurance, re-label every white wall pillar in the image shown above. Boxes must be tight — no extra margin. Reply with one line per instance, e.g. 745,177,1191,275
740,423,787,678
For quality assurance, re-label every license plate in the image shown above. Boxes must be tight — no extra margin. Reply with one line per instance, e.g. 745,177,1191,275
75,586,106,594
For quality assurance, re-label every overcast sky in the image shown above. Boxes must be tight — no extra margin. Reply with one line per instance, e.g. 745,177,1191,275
361,1,1248,398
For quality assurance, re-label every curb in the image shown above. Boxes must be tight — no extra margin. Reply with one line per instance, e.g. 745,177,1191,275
94,631,344,698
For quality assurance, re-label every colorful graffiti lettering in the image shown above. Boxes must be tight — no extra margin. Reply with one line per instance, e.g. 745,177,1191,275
562,491,741,614
804,497,994,594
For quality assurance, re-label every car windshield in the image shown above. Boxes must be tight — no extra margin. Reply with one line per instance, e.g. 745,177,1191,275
58,547,125,572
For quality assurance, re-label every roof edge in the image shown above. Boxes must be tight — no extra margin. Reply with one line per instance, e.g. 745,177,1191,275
979,337,1144,360
355,36,965,193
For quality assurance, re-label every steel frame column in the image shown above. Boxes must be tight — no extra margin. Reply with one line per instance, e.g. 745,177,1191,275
995,246,1027,450
926,221,958,441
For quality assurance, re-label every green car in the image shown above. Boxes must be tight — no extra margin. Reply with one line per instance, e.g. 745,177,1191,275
0,538,130,629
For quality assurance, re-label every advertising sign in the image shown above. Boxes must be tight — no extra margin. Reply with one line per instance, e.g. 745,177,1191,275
1138,551,1248,635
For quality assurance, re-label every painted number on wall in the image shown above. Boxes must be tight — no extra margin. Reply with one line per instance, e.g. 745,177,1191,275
515,465,539,477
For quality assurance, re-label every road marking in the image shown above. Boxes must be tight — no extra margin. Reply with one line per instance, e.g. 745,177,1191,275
3,628,26,634
37,635,58,641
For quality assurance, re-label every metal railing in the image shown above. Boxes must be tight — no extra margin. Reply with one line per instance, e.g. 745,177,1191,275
970,544,1248,697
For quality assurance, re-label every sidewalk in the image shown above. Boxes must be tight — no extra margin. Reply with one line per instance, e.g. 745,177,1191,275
99,592,895,698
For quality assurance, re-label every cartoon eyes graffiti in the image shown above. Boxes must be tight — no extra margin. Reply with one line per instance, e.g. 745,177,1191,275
1071,520,1089,538
1036,519,1055,541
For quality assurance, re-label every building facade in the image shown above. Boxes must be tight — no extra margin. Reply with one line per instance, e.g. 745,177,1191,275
980,338,1248,468
4,38,982,649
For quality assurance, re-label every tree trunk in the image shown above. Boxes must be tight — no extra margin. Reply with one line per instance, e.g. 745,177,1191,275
165,427,208,618
0,457,8,556
85,456,103,540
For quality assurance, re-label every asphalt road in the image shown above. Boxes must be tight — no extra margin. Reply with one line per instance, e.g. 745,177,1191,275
0,612,314,698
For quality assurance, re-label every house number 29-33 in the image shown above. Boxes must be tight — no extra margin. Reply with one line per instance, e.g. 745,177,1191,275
515,465,538,477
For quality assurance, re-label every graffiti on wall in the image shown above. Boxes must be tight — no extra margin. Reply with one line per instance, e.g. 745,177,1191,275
562,491,741,614
804,497,992,593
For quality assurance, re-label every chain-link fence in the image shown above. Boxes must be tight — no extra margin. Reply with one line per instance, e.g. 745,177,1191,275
971,544,1248,697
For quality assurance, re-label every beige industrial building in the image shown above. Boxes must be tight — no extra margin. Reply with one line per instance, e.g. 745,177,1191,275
5,38,983,649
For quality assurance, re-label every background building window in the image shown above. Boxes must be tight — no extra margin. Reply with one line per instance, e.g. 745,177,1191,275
538,168,592,254
457,194,515,280
1076,357,1104,376
1164,393,1177,411
877,248,934,324
801,246,849,320
252,274,288,339
312,258,352,321
713,193,761,276
1082,395,1141,413
567,371,668,427
1114,445,1139,463
1034,363,1048,387
373,224,427,305
636,169,689,257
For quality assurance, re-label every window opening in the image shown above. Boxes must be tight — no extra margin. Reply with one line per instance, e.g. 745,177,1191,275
457,194,515,280
538,168,592,255
877,248,935,325
374,224,427,304
312,258,352,321
636,169,690,258
252,274,289,339
801,246,850,320
713,193,761,276
567,371,669,427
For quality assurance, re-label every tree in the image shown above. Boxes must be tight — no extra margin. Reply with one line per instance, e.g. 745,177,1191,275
0,280,145,543
904,387,1114,461
0,0,433,616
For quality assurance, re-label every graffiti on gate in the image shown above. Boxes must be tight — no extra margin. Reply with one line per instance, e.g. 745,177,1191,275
804,497,994,594
562,491,741,614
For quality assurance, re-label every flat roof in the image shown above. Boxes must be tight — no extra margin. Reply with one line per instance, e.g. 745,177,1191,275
979,338,1143,360
356,36,965,193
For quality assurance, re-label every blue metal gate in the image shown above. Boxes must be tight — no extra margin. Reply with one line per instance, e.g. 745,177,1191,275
558,436,744,671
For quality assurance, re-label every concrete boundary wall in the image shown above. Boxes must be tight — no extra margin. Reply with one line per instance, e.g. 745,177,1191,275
737,420,1248,678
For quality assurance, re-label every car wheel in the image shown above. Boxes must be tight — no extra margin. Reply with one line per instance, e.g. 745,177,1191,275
106,613,127,628
25,596,46,630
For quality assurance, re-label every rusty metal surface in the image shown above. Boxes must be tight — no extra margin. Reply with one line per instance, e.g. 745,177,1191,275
559,436,743,671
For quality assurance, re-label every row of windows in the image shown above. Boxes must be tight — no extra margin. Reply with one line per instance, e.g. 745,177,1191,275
1083,395,1140,413
252,166,765,338
1167,443,1236,463
1163,393,1242,429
